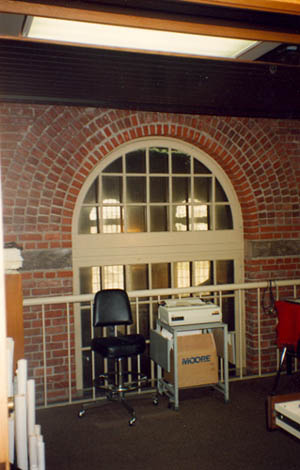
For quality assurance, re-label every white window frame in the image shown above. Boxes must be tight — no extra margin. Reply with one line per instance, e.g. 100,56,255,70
72,137,244,389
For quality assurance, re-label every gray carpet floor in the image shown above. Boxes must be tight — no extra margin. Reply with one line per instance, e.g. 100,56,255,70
36,375,300,470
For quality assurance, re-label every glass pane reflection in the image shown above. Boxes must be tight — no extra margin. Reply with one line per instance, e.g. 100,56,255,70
174,261,190,287
194,158,211,174
215,205,233,229
127,177,146,203
216,260,234,284
172,177,190,203
150,206,168,232
101,176,122,203
172,205,189,231
216,179,228,202
126,149,146,173
152,263,170,289
150,177,169,202
149,147,169,173
102,206,122,233
78,207,99,234
194,177,212,202
84,178,98,203
103,157,122,173
192,205,210,231
128,264,148,290
172,150,190,174
127,206,146,232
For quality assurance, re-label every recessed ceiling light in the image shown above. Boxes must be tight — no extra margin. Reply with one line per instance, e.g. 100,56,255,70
23,16,260,59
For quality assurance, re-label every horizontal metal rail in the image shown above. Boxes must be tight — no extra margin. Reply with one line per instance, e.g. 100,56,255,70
23,279,300,408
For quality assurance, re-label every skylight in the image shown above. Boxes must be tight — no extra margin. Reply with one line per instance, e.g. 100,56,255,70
23,16,260,59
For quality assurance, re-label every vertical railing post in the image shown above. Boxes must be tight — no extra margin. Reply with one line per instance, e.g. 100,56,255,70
238,288,243,379
41,304,47,407
66,302,72,403
257,288,261,377
90,300,96,401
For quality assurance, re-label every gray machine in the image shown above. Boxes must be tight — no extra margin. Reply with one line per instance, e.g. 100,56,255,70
158,298,222,326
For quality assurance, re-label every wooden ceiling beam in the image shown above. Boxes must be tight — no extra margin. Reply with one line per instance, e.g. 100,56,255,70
1,0,300,43
178,0,300,15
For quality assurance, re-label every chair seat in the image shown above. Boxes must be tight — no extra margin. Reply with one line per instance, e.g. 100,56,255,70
92,334,145,358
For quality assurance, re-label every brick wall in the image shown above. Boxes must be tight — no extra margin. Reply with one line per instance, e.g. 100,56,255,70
1,103,300,396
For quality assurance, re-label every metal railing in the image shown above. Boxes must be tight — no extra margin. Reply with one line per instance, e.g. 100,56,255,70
23,279,300,408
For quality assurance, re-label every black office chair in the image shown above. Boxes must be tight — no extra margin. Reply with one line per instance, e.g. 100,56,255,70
78,289,147,425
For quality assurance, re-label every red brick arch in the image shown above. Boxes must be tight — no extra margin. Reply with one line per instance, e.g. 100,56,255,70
2,105,297,247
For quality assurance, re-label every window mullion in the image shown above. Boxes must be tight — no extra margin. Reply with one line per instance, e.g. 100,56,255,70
98,176,102,234
122,154,127,233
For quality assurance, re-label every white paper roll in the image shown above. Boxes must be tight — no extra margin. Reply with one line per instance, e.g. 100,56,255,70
37,440,45,470
29,434,38,468
8,412,15,464
6,337,14,397
35,424,41,436
17,359,28,396
27,379,36,436
15,394,28,470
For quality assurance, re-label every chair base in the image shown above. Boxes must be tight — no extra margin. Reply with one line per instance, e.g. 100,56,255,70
78,369,148,426
78,390,137,426
271,346,296,395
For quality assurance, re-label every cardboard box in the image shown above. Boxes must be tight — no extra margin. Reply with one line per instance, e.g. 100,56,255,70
164,333,218,388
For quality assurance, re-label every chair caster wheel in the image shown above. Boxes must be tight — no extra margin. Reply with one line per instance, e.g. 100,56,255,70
78,409,86,418
129,416,136,426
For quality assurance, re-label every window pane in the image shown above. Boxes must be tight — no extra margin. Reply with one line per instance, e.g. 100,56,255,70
172,150,190,174
172,177,190,203
149,147,169,173
102,265,124,289
128,264,148,290
172,205,189,231
79,266,100,294
78,207,99,234
127,176,146,203
194,158,211,174
174,261,190,288
216,179,228,202
192,205,210,231
84,177,98,203
216,260,234,284
103,156,122,173
101,176,122,203
138,305,150,338
152,263,170,289
194,177,212,202
150,177,169,202
102,206,123,233
150,206,168,232
127,206,146,232
126,149,146,173
81,307,91,348
215,205,233,229
221,297,235,331
194,261,212,286
82,350,92,389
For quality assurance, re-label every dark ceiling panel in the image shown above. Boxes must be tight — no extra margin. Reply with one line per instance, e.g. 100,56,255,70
0,39,300,118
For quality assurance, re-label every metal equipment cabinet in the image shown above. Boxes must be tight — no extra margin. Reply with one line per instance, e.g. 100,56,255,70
150,319,229,410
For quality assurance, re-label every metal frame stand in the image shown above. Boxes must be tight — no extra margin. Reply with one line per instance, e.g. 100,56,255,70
151,320,229,411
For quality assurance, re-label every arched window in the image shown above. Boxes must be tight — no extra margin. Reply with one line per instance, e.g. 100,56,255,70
72,138,244,390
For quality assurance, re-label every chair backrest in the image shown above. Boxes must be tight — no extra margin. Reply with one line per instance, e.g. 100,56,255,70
93,289,133,327
275,300,300,350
